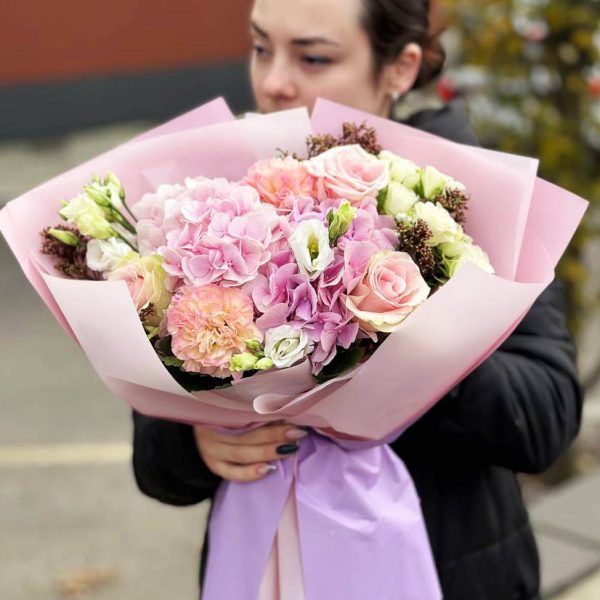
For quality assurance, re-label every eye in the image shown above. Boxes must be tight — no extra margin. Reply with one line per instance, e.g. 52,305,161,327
252,44,271,60
302,55,332,67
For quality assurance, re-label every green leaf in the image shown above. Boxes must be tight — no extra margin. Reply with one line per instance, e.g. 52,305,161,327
161,356,184,367
315,343,366,383
165,366,233,392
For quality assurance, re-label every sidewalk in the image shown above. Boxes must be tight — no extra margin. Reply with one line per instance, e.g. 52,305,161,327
531,469,600,598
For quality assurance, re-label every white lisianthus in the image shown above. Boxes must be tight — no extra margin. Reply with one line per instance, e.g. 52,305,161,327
440,237,495,278
382,181,420,218
59,194,114,239
412,201,463,246
264,325,313,368
289,219,335,280
86,238,136,274
420,166,448,200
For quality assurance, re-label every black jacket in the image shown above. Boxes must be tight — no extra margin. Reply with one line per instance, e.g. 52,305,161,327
132,100,582,600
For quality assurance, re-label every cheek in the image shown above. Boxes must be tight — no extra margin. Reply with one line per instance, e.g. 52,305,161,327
312,66,383,114
249,59,263,95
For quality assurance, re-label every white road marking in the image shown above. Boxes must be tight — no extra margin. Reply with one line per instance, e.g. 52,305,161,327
0,442,131,467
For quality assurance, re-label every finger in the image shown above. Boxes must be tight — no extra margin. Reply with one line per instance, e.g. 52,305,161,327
210,440,300,465
215,424,309,446
213,461,278,483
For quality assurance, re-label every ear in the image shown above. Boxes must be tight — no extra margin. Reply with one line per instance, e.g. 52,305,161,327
381,43,423,98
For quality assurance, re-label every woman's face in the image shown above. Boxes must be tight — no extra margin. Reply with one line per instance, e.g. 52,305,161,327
250,0,405,117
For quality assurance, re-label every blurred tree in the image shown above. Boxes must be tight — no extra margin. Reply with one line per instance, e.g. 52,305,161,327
438,0,600,388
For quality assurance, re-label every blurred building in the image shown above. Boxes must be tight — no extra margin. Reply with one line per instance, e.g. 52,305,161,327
1,0,254,139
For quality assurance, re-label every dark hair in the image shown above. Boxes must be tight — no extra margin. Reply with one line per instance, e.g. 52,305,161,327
360,0,446,89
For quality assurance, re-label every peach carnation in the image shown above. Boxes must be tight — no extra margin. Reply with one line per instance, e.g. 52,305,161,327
244,156,317,211
166,284,262,378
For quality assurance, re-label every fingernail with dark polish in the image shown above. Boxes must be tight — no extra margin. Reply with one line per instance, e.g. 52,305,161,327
277,444,299,455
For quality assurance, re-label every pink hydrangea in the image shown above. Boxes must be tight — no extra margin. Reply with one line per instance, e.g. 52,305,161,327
244,157,318,212
306,305,360,373
132,182,189,256
166,284,261,378
158,179,286,287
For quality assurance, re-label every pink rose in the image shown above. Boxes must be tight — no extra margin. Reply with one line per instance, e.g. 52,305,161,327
244,156,318,211
345,251,430,334
304,145,389,205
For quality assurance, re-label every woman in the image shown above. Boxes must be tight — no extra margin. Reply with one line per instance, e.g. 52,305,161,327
133,1,582,598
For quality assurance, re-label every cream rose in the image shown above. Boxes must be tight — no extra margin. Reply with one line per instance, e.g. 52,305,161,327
440,237,495,278
305,145,389,204
346,251,430,333
108,254,172,327
412,201,464,246
379,151,421,190
381,181,420,218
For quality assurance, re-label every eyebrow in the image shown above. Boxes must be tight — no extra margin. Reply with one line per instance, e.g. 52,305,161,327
250,21,341,47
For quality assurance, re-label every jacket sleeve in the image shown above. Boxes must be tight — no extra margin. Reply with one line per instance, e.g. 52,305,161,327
396,280,583,474
132,411,221,506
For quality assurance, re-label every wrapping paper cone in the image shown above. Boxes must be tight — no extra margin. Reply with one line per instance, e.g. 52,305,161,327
0,98,588,600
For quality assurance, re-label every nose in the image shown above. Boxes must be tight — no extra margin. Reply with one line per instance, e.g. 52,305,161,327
260,57,298,102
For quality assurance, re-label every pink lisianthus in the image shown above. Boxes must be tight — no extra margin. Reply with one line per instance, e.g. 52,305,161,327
244,156,318,212
345,251,430,335
166,284,261,378
304,145,389,205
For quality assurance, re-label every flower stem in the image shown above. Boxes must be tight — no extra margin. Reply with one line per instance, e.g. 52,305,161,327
115,231,138,252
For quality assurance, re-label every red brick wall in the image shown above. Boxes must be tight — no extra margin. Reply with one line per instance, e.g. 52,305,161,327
1,0,251,85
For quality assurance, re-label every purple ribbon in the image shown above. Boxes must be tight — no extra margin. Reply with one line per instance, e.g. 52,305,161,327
201,432,442,599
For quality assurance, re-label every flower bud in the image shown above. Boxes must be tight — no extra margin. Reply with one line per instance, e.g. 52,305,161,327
48,228,81,246
327,200,356,245
245,339,264,353
255,357,274,370
104,172,125,200
229,352,259,372
84,184,111,207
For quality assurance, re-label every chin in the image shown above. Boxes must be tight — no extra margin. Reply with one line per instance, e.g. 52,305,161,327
259,100,312,114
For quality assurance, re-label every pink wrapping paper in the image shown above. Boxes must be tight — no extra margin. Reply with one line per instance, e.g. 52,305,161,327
0,98,588,600
3,99,584,439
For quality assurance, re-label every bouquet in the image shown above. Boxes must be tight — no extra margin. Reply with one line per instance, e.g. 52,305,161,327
0,98,587,600
40,123,492,388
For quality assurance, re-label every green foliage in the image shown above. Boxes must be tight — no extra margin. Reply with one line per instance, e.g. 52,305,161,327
440,0,600,334
315,342,367,383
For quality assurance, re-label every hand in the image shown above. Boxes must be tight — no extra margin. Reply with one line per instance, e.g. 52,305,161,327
193,422,308,482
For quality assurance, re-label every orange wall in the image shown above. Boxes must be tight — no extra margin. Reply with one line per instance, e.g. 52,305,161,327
1,0,251,85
